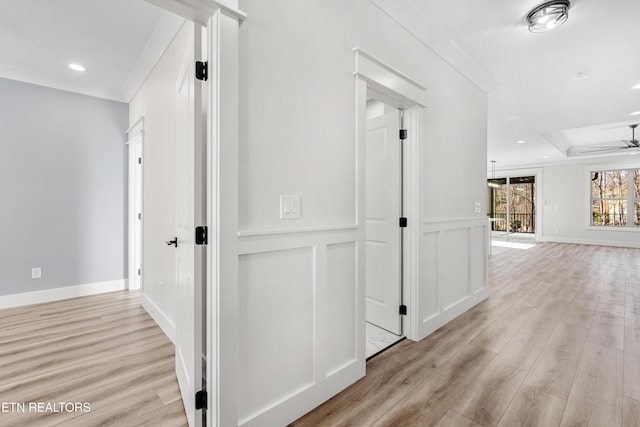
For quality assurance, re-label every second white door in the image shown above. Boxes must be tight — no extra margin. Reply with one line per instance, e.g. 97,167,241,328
174,22,203,427
365,109,402,335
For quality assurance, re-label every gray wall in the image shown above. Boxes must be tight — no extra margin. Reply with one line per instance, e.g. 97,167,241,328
0,78,128,296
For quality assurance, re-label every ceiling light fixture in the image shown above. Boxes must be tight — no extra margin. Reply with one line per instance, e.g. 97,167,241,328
572,71,590,81
633,83,640,90
542,155,549,159
69,63,85,72
631,111,640,116
526,0,571,33
517,140,526,144
488,160,500,188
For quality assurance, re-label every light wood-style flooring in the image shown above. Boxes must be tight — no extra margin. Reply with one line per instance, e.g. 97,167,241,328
0,291,187,427
293,241,640,426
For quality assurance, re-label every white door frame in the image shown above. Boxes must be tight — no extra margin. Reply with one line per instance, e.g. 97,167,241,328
354,48,426,342
204,7,244,426
126,117,144,291
144,1,245,426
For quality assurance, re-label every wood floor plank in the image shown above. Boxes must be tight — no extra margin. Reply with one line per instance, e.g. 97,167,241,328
560,303,595,327
623,398,640,427
497,384,566,427
625,324,640,349
466,304,537,353
571,289,601,310
427,344,496,383
493,330,549,371
434,410,482,427
523,347,581,399
560,342,624,427
587,311,625,349
0,291,187,427
451,358,527,426
545,322,589,355
624,349,640,401
518,307,562,338
368,369,472,426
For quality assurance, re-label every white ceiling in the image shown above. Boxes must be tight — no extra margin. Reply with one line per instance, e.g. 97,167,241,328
3,0,639,167
371,0,640,169
0,0,183,102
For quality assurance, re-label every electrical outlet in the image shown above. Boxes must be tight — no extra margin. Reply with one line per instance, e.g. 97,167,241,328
474,202,481,214
31,267,42,279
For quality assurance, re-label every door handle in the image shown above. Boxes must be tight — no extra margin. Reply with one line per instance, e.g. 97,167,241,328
166,237,178,247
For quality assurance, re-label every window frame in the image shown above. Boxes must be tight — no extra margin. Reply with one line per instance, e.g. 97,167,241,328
586,164,640,231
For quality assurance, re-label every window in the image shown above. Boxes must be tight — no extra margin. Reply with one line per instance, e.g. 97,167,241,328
590,168,640,227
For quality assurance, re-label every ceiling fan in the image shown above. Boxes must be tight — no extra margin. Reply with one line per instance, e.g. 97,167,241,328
568,124,640,157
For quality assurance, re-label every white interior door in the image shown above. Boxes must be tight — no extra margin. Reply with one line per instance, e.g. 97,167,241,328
366,110,402,335
174,22,203,427
128,137,143,290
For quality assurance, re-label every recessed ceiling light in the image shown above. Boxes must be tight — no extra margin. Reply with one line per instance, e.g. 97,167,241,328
517,140,526,144
69,63,85,72
542,155,549,159
631,111,640,116
526,0,571,33
572,71,590,81
632,83,640,90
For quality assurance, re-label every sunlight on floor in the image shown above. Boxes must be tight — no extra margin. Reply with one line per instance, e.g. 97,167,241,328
491,240,536,250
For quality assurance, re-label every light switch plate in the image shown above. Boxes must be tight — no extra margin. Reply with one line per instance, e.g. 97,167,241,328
280,195,300,219
32,267,42,279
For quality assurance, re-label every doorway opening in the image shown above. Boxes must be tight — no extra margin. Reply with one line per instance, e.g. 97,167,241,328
364,99,405,359
127,123,143,291
487,175,536,241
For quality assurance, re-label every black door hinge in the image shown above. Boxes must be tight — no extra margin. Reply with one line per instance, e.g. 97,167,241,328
137,268,141,276
399,217,408,228
138,157,142,164
399,305,407,315
195,225,208,245
195,61,208,81
399,129,407,140
195,389,207,410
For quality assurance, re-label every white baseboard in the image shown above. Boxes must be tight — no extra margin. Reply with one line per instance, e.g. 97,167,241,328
417,288,490,341
141,293,176,344
0,279,126,310
539,236,640,249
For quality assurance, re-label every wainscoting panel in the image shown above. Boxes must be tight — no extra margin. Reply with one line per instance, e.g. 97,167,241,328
325,242,357,375
440,228,470,310
469,224,488,294
418,218,489,340
237,227,363,427
419,231,439,322
238,247,315,424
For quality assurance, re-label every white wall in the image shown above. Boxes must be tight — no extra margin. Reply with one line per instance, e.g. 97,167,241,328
128,21,191,342
239,0,487,231
237,0,488,425
541,161,640,248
